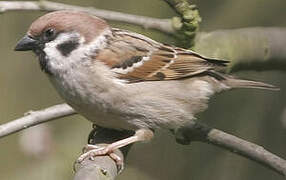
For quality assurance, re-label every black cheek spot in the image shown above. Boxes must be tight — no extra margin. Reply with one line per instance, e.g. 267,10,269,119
57,40,80,57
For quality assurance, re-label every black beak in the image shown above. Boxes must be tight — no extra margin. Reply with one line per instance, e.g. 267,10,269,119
14,35,38,51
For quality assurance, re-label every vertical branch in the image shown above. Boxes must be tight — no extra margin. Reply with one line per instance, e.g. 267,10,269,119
74,152,123,180
163,0,201,48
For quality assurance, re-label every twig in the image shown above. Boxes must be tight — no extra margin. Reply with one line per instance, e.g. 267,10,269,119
207,128,286,177
0,103,76,138
0,1,174,33
176,123,286,177
1,104,286,177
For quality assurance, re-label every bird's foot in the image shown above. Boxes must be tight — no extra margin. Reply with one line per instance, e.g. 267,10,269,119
75,144,124,173
74,129,154,173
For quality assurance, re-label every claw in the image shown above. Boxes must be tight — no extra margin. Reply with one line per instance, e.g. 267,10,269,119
74,144,124,173
74,129,154,173
82,144,100,153
77,146,108,162
109,152,124,173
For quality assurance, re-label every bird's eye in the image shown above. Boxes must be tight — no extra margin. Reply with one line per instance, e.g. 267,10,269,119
43,28,56,41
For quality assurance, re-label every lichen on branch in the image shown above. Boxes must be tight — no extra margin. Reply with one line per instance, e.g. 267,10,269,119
164,0,201,48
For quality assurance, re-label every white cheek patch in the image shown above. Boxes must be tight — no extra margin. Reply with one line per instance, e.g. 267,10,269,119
44,32,82,68
44,36,66,60
43,29,111,74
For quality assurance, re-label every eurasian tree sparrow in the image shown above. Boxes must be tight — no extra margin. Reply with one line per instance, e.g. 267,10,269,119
14,11,277,168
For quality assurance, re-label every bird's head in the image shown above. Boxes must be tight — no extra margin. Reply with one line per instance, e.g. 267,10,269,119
14,10,110,74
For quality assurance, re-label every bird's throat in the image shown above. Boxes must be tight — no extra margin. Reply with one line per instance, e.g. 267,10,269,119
33,48,53,75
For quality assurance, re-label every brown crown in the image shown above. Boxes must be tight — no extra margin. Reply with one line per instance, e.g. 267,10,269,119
28,10,109,43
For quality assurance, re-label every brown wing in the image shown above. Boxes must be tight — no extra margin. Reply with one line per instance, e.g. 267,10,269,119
97,29,229,83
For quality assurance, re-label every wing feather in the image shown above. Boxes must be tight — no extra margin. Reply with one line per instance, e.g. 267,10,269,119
98,29,229,83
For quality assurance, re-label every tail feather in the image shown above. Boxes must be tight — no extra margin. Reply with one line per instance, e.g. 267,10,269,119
225,78,279,91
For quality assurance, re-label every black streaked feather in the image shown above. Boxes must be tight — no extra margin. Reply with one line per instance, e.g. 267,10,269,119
112,56,143,69
162,59,172,63
158,46,174,53
156,53,174,58
203,58,229,67
154,72,166,80
177,51,229,67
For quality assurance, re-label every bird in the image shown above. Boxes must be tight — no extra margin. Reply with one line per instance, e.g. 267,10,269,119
14,10,277,169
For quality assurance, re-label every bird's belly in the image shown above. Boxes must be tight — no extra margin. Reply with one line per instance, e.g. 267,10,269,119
48,73,215,131
70,100,139,130
49,75,139,130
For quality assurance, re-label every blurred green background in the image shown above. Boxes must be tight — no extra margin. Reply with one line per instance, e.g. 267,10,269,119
0,0,286,179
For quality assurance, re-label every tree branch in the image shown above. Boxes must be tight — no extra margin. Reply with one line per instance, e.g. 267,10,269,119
74,127,133,180
176,123,286,177
74,149,123,180
207,129,286,177
0,1,174,34
0,103,75,138
193,27,286,72
1,104,286,178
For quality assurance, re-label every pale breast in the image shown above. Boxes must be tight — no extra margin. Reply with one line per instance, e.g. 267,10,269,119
48,65,144,130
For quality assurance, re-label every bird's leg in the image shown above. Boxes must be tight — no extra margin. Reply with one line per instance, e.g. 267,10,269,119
76,128,154,170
